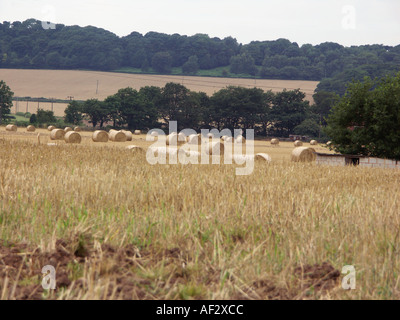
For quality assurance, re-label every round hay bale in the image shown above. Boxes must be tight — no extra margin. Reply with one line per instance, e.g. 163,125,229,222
167,133,185,146
74,127,81,132
64,131,82,144
109,130,127,142
5,124,17,132
50,129,65,140
126,145,145,155
271,138,280,145
92,130,109,142
122,130,133,141
187,134,200,145
294,140,303,147
310,140,318,146
221,135,230,141
178,132,186,141
27,125,36,132
206,142,225,156
48,125,56,131
291,147,316,163
235,135,246,144
134,130,141,135
255,153,272,162
64,127,73,133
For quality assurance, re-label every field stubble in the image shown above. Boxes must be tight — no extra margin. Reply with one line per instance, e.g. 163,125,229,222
0,130,400,300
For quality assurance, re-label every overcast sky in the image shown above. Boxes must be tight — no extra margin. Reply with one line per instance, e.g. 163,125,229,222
0,0,399,46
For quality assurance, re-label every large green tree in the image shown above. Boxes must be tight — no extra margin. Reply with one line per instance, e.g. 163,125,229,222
81,99,109,128
270,89,310,136
64,101,83,125
159,83,204,130
113,87,158,130
0,80,14,124
325,73,400,160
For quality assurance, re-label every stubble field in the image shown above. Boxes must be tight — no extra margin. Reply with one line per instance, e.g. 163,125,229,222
0,127,399,300
0,69,319,117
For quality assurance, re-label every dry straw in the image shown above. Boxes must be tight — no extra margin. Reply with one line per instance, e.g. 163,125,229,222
291,147,316,162
126,145,145,155
74,127,81,132
50,129,65,140
271,139,279,145
27,125,36,132
148,146,180,157
206,142,225,156
134,130,141,135
310,140,318,146
6,124,17,132
48,125,56,131
294,140,303,147
109,130,127,142
64,127,73,133
92,130,109,142
64,131,82,144
122,130,133,141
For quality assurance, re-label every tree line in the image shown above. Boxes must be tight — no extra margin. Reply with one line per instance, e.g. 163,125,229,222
60,82,331,139
1,19,399,96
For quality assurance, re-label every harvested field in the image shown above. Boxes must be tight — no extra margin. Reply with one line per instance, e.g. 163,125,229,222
1,69,319,116
1,127,399,300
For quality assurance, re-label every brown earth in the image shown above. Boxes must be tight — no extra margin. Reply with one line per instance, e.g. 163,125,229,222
0,238,340,300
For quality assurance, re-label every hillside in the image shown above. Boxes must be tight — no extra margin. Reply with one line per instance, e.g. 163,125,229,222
0,69,318,117
1,19,399,95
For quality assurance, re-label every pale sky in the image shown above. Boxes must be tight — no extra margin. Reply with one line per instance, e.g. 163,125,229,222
0,0,399,46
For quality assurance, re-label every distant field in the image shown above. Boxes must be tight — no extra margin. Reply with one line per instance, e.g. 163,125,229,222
0,69,319,117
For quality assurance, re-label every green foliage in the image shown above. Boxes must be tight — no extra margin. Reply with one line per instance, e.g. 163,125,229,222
159,83,206,130
36,109,56,124
294,118,320,137
64,101,83,125
81,99,108,128
209,86,267,131
230,53,257,76
151,52,173,74
0,80,14,124
64,83,317,137
182,56,199,75
1,19,399,96
270,89,310,136
29,113,37,124
325,73,400,160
